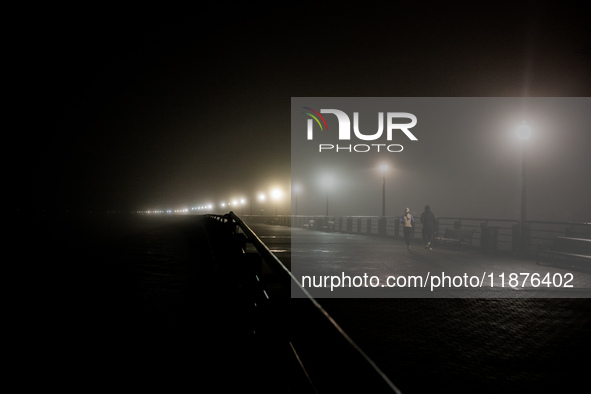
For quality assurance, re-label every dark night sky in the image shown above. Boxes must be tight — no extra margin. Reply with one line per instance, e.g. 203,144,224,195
11,2,591,221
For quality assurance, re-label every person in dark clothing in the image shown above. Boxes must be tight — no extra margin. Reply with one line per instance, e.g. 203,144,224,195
420,205,437,250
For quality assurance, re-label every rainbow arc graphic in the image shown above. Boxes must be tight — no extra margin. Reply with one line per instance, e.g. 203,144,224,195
302,107,329,131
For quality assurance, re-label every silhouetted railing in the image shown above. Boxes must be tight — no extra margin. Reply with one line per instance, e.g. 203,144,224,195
207,212,401,393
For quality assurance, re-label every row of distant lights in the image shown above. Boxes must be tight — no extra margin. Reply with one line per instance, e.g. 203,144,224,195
136,189,283,215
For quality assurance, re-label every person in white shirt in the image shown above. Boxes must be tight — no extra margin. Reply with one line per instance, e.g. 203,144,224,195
399,207,415,251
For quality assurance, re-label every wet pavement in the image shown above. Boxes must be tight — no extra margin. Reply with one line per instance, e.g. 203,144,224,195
286,225,591,298
249,222,591,393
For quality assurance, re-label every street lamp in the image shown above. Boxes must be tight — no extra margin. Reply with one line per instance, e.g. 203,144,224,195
322,175,334,217
379,163,388,217
271,188,282,216
293,184,301,216
258,193,266,215
378,163,388,235
517,121,531,255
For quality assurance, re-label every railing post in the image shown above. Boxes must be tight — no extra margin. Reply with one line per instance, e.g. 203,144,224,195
512,224,520,253
378,217,387,236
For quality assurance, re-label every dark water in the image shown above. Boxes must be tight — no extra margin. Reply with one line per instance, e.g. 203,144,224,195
11,213,267,391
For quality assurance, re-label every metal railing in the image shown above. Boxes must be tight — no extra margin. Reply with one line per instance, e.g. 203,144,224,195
241,214,590,256
206,212,401,393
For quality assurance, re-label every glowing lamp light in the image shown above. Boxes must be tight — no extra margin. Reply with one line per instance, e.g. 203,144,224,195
271,188,282,200
517,121,531,141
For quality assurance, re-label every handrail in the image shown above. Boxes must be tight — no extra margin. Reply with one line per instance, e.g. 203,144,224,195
277,214,591,255
228,212,293,283
206,211,402,393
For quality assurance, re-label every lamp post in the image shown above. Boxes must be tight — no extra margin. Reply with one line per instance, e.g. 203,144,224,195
271,188,282,216
293,184,301,216
517,121,531,255
240,198,246,216
378,163,388,235
379,163,388,217
258,193,266,215
322,176,333,217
